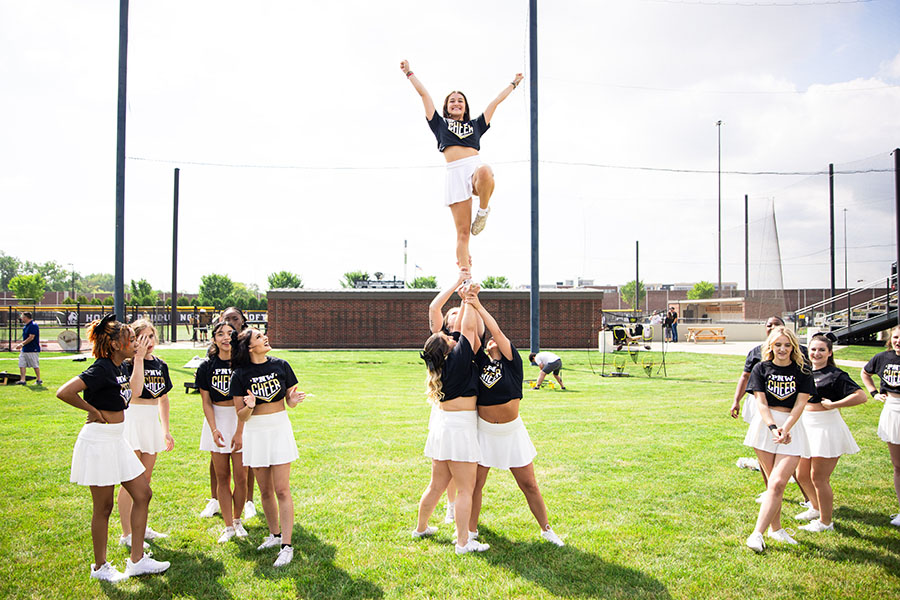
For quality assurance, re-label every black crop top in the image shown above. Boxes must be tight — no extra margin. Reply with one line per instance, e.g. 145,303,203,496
230,357,298,404
863,350,900,394
195,355,233,403
747,361,816,409
78,357,132,411
124,356,173,399
810,365,861,404
440,336,478,401
427,110,490,152
475,343,523,406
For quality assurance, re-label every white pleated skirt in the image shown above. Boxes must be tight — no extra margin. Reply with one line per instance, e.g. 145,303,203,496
477,416,537,470
200,403,242,454
878,396,900,444
424,409,481,463
801,409,860,458
70,422,145,487
742,395,757,424
744,410,809,457
123,404,165,454
242,411,298,468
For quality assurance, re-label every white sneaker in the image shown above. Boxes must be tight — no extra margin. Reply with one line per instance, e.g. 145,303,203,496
118,534,149,550
90,562,128,583
470,207,490,235
767,528,798,545
411,526,438,538
200,498,220,518
257,533,282,550
799,519,834,532
143,526,168,540
745,532,765,553
755,492,765,504
233,519,249,538
467,530,478,541
890,513,900,527
443,502,455,524
125,553,170,577
244,500,257,520
799,500,812,508
273,545,293,568
455,540,490,555
218,526,236,544
795,507,821,521
541,527,565,547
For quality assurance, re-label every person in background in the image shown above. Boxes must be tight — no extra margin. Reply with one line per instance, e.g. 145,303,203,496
668,306,679,343
528,351,565,390
15,312,41,385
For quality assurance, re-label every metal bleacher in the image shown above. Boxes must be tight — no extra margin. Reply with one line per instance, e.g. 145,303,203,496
795,275,897,344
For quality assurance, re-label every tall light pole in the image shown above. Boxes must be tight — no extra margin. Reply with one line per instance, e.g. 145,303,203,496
68,263,75,300
843,208,848,291
716,120,722,298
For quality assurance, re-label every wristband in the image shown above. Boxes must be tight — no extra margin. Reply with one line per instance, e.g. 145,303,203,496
406,71,414,78
510,80,518,89
870,389,878,397
767,423,777,431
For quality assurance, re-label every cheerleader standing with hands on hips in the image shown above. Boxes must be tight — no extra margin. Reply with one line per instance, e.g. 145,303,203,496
231,328,305,568
861,325,900,527
743,326,815,552
118,319,174,548
56,315,169,582
793,333,865,532
197,321,250,543
401,59,523,272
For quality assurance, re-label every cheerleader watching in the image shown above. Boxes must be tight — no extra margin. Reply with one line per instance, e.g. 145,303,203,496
793,333,865,532
117,319,174,548
861,325,900,527
197,321,250,542
232,328,304,568
464,285,564,547
56,315,169,582
743,326,815,552
414,286,489,555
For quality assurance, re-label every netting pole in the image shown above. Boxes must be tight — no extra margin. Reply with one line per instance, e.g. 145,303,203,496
829,163,835,312
528,0,539,353
894,149,900,326
113,0,129,320
744,194,749,293
171,168,179,343
717,120,722,298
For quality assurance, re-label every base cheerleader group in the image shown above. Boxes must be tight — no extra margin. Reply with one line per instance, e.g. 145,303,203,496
733,322,900,552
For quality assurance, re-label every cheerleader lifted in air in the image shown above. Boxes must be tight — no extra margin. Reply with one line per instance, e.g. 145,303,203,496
401,59,523,271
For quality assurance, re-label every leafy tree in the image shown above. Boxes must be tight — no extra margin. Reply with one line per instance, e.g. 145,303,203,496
688,280,716,300
76,294,89,305
102,296,114,305
90,297,103,305
341,270,369,289
246,297,259,310
481,275,510,289
80,272,115,293
619,280,646,309
176,296,192,306
33,260,72,292
199,273,234,306
258,297,268,310
129,279,158,306
63,296,75,305
267,271,303,289
0,252,21,291
408,276,438,289
8,273,46,301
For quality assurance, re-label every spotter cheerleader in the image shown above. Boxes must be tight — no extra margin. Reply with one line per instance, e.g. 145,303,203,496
793,333,865,532
197,321,250,542
743,326,815,552
401,59,523,270
232,328,304,568
56,315,169,582
464,285,564,547
117,319,174,548
861,325,900,527
415,286,489,555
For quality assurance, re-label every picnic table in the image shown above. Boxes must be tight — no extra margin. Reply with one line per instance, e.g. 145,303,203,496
686,326,726,343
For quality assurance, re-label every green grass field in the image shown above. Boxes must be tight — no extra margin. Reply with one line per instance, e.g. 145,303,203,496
0,348,898,599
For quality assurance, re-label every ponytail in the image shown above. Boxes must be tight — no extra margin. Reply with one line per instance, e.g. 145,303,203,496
230,328,255,368
87,314,132,359
422,333,449,405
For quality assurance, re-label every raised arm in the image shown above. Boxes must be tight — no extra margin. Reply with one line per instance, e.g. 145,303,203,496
466,285,513,360
128,334,151,397
429,269,469,333
458,285,478,350
483,72,524,124
401,60,436,119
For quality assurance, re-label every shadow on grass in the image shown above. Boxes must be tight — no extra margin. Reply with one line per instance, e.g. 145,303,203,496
816,506,900,571
100,546,231,600
237,525,383,599
474,526,671,599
